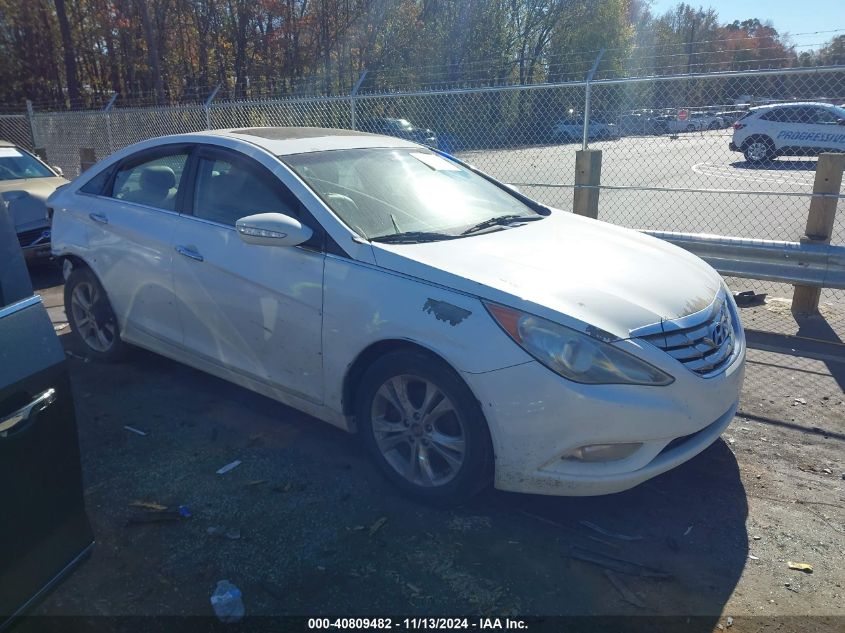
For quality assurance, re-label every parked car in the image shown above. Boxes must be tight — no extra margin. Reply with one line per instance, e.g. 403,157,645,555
50,127,745,504
0,204,93,627
715,109,749,128
730,101,845,163
358,117,438,147
551,117,620,142
0,141,68,260
659,115,703,134
689,111,724,130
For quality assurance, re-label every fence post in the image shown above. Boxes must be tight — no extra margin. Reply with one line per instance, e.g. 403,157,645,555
204,84,221,130
350,70,368,130
103,92,118,153
25,100,37,149
79,148,96,174
792,152,845,314
573,150,602,219
582,49,605,150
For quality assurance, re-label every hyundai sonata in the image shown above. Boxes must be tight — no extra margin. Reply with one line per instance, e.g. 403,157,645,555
49,127,745,503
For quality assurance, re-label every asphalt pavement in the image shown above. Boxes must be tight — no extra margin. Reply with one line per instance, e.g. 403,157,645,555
459,130,833,244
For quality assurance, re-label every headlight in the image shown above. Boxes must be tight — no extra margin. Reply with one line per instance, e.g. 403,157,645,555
485,303,674,386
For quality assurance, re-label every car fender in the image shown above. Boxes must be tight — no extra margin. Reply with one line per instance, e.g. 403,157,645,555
321,255,533,417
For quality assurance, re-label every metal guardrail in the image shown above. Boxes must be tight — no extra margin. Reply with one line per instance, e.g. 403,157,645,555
643,231,845,290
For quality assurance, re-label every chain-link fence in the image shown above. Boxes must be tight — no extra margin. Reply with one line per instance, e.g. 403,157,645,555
4,62,845,408
0,113,33,150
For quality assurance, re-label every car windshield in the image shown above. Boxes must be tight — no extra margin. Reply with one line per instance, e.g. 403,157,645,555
284,148,540,241
0,147,53,181
830,105,845,119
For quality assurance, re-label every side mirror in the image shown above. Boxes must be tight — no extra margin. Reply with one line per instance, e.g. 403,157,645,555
52,166,64,177
235,213,313,247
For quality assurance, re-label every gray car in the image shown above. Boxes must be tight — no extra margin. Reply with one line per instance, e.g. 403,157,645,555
0,141,68,260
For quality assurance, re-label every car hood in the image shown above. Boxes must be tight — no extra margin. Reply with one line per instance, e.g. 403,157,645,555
0,177,67,231
370,211,723,339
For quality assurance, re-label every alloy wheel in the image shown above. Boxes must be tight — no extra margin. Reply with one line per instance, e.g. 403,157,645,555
70,281,117,353
746,140,770,162
370,374,466,487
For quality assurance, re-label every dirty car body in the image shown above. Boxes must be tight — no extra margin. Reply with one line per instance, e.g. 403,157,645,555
49,127,745,502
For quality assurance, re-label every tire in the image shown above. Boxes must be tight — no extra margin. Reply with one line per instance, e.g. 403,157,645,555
742,136,775,164
356,350,492,505
686,123,695,132
64,266,126,361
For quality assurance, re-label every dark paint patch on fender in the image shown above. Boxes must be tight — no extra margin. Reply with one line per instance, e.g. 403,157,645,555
422,299,471,326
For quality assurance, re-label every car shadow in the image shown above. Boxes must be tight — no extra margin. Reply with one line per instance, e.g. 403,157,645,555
465,439,748,625
26,259,63,290
729,159,817,171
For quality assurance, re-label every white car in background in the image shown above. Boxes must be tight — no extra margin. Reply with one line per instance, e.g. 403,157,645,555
730,102,845,163
689,111,725,130
551,117,620,142
49,128,745,503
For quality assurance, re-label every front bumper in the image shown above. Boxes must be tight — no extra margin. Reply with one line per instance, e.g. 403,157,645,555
462,342,745,496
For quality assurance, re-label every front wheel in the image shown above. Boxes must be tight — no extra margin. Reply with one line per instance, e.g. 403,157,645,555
64,266,125,361
356,351,492,505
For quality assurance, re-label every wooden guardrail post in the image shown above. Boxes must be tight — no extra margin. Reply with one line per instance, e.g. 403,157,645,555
792,153,845,314
79,147,96,174
573,149,602,219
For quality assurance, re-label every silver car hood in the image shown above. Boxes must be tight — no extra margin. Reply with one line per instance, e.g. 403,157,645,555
0,177,68,231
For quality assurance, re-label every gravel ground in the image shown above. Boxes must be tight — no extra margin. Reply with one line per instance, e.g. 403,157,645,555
17,265,845,633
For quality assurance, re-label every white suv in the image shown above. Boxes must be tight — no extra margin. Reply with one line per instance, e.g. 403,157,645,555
730,102,845,163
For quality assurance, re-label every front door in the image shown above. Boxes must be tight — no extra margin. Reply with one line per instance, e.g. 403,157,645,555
171,146,325,403
0,204,93,624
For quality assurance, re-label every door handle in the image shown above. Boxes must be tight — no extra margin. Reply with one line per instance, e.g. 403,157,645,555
175,245,204,262
89,212,108,224
0,388,56,436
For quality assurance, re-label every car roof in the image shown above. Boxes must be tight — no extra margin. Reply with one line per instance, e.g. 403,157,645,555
201,126,419,155
750,101,834,112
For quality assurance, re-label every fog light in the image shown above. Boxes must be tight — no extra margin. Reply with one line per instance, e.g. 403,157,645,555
563,443,642,462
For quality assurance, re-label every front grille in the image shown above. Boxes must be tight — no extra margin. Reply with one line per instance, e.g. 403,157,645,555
636,295,736,376
17,227,51,249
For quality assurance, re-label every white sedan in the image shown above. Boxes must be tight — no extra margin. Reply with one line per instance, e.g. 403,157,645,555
49,128,745,503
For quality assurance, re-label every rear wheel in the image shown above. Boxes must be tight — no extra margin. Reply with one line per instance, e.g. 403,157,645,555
743,136,775,164
64,266,125,361
356,351,491,505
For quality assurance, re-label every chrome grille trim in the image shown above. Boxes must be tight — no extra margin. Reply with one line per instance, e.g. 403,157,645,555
632,292,737,377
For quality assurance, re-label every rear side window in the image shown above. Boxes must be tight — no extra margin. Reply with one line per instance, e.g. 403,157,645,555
760,108,788,122
111,152,190,211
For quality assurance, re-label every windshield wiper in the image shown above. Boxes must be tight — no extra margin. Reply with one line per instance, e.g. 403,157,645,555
372,231,458,244
460,214,543,236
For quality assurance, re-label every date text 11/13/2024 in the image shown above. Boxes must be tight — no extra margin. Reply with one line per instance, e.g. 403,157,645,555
307,618,528,629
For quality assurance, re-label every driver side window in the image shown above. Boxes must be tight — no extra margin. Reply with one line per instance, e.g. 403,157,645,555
192,154,301,227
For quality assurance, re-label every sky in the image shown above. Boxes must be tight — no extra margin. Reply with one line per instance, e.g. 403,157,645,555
648,0,844,49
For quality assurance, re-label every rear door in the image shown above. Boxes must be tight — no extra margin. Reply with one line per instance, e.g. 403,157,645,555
71,144,192,345
0,203,93,625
